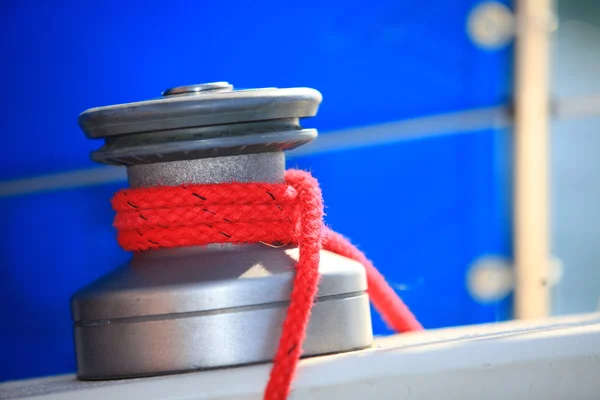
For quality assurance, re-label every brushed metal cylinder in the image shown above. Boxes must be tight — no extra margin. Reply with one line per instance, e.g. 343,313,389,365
75,284,371,379
72,152,373,380
72,245,373,379
127,152,285,188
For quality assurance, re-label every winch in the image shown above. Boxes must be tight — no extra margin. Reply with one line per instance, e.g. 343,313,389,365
72,82,374,380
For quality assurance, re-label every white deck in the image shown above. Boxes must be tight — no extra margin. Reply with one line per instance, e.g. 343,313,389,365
2,313,599,399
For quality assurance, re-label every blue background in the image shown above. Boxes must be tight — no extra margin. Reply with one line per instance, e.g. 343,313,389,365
1,0,512,382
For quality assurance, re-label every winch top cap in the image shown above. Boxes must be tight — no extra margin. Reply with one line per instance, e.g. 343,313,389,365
78,83,323,139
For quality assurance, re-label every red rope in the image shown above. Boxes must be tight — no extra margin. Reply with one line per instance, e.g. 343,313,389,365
112,169,423,399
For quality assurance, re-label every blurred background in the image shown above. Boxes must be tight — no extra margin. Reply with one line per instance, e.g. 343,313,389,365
1,0,598,384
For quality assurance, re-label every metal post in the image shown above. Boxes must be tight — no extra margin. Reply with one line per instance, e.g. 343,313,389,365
71,82,373,380
513,0,553,319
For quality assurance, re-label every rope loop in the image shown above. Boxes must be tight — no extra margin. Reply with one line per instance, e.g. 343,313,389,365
112,169,423,400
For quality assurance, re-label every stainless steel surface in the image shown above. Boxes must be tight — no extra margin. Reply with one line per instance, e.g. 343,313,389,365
127,153,285,188
72,241,372,379
72,244,372,378
162,82,233,96
72,247,367,321
74,290,371,379
95,124,317,166
78,86,322,139
73,82,373,380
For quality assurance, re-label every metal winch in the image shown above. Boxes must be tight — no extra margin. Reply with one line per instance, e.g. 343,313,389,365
72,82,373,380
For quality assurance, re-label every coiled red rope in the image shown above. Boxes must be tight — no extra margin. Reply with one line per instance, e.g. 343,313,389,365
112,169,422,399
